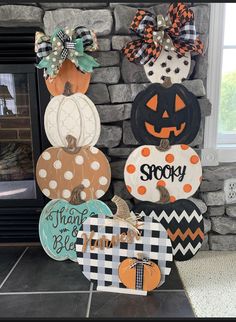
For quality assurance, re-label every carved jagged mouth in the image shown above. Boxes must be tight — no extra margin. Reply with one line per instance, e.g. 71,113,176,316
145,122,186,138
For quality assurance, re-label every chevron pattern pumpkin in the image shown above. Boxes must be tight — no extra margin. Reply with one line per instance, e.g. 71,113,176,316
132,199,204,261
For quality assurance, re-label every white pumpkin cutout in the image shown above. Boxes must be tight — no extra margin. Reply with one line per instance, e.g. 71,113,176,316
124,144,202,202
144,51,191,84
44,93,101,148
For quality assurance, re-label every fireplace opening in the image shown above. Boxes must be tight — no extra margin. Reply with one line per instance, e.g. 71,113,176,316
0,27,50,243
0,72,35,200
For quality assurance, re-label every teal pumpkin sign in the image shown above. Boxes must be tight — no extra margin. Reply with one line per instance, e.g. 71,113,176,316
39,193,112,262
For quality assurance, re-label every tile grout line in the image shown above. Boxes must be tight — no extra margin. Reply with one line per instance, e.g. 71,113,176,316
86,283,94,318
0,247,29,290
0,290,91,295
0,289,185,296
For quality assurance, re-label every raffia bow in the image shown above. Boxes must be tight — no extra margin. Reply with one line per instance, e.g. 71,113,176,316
112,195,143,234
35,26,99,78
122,2,204,65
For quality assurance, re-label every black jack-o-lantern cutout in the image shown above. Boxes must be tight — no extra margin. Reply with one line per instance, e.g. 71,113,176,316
131,81,201,145
132,198,204,262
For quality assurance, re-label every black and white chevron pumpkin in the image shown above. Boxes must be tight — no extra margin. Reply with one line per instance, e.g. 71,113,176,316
132,199,204,261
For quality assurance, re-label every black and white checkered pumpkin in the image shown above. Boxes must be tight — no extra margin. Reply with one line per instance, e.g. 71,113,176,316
76,212,173,289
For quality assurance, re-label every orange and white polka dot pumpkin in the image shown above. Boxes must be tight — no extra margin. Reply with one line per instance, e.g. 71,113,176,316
124,144,202,202
36,144,111,201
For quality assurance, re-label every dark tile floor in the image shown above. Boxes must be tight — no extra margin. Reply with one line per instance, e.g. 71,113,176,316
0,246,194,318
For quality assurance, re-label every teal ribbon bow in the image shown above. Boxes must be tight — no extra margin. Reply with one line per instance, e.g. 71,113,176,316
36,27,99,78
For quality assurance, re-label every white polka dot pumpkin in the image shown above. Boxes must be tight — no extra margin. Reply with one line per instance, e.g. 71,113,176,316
36,146,111,201
124,145,202,202
144,51,191,84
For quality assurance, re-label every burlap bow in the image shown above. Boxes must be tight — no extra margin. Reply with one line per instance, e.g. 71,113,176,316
35,26,99,78
122,3,204,65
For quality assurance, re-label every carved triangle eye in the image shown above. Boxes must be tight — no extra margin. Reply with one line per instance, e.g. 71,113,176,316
146,95,158,111
175,94,186,111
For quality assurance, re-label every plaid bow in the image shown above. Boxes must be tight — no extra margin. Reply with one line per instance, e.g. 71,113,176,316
122,3,204,65
35,26,99,78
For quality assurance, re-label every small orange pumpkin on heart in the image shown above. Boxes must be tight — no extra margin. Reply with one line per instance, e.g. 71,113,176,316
118,255,161,291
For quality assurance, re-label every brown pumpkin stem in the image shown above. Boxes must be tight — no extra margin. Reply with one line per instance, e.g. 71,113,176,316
112,195,130,219
69,184,86,205
63,135,81,154
63,81,73,96
156,186,170,204
155,139,170,152
112,195,141,234
162,76,172,88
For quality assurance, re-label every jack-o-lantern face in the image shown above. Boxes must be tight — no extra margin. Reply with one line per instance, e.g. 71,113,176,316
131,83,201,145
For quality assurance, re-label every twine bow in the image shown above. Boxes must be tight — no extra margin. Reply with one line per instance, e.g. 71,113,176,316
35,26,99,78
122,2,204,65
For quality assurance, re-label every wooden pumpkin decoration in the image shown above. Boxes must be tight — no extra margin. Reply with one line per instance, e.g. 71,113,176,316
45,59,91,96
131,81,201,145
118,257,161,291
124,144,202,202
44,93,101,148
36,140,111,201
132,197,204,261
144,51,191,84
39,186,113,262
76,196,173,290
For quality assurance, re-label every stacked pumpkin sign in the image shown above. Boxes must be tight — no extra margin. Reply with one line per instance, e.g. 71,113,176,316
35,26,112,262
122,3,205,262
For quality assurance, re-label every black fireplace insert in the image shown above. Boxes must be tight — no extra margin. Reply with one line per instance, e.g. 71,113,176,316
0,27,50,243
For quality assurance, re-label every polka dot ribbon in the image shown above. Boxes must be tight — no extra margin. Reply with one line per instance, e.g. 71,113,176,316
152,14,174,51
35,26,100,78
122,3,204,65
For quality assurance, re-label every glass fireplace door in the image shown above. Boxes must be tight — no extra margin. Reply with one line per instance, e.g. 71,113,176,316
0,64,44,207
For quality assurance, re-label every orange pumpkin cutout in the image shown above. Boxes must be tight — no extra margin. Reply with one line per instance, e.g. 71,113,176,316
118,258,161,291
45,59,91,96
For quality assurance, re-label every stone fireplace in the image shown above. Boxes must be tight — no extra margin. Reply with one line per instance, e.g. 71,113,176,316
0,2,235,250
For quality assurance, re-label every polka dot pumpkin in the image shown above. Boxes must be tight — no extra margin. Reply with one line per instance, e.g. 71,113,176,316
36,146,111,201
124,145,202,202
144,51,191,84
